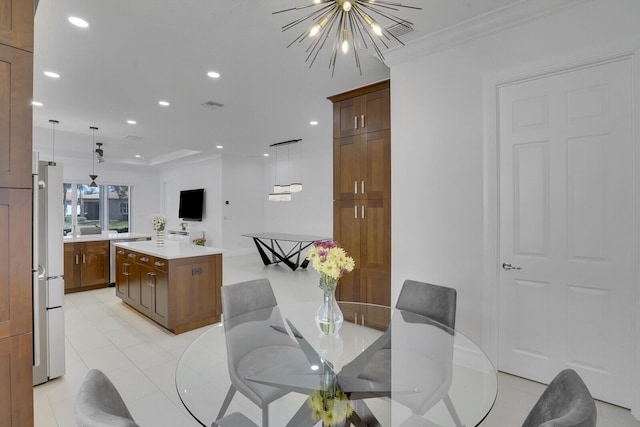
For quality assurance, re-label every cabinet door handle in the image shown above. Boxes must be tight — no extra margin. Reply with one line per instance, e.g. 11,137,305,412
361,114,365,128
149,272,156,287
361,205,365,219
361,180,365,194
354,181,358,195
154,261,165,267
354,116,358,129
122,263,129,275
128,253,136,258
75,254,79,265
354,205,358,219
82,254,86,264
140,257,149,262
117,250,125,255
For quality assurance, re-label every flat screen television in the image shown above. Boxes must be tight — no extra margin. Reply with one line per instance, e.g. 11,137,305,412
178,188,204,221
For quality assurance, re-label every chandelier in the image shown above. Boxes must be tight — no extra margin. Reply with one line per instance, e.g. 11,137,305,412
273,0,421,75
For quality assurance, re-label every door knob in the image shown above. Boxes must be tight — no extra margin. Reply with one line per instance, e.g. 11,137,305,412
502,262,522,271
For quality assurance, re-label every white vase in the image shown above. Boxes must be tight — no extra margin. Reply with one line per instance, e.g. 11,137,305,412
156,230,165,247
315,277,343,335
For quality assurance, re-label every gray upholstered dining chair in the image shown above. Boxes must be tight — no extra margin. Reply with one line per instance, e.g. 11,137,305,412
216,278,307,427
74,369,139,427
396,279,457,329
341,279,462,426
522,369,597,427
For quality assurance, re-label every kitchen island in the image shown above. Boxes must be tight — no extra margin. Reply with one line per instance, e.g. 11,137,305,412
114,240,223,334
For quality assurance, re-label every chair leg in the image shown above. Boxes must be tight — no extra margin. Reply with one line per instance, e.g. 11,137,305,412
216,385,236,421
443,394,465,427
262,405,269,427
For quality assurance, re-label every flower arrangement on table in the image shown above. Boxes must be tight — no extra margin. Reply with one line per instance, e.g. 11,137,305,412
306,240,355,287
307,387,354,426
192,237,206,246
307,240,355,334
151,214,166,232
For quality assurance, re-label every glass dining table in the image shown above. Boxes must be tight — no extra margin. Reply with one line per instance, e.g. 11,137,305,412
176,302,497,427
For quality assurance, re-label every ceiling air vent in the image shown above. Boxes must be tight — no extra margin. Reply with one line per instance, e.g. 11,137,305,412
124,135,143,141
386,22,414,39
202,100,224,109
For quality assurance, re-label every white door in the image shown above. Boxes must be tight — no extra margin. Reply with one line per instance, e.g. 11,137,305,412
498,58,633,407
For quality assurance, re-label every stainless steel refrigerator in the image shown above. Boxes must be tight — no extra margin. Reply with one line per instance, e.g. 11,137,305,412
33,155,65,385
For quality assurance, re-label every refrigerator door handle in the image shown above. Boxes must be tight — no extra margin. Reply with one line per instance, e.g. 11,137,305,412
38,265,45,280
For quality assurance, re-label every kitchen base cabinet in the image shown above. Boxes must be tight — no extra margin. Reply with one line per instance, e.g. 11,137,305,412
115,246,222,334
64,241,110,293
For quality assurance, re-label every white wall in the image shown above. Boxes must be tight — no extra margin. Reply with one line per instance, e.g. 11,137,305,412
221,155,265,254
158,156,222,247
389,0,640,345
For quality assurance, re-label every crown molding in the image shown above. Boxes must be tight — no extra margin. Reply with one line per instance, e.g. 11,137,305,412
383,0,593,68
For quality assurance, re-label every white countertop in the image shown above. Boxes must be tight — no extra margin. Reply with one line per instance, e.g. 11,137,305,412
63,232,152,243
114,240,223,259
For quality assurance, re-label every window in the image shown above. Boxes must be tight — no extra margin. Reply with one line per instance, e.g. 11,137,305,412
63,183,131,234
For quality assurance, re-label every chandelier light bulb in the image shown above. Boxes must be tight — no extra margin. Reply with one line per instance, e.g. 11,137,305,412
342,1,352,12
309,24,321,37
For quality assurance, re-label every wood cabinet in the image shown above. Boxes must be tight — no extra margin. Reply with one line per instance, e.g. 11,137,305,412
329,81,391,307
0,43,32,189
334,130,390,200
115,246,222,334
0,0,34,51
64,241,110,292
332,84,390,138
0,0,35,423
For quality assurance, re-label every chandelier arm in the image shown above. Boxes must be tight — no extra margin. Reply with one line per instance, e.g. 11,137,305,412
352,9,389,60
281,4,334,32
358,0,422,11
358,3,416,26
354,5,407,47
273,2,333,15
350,15,363,75
307,9,341,66
351,10,371,50
328,11,345,64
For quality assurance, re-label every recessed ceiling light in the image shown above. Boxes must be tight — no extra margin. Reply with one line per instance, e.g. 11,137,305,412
216,145,223,149
32,101,43,107
44,71,60,78
310,121,318,125
68,16,89,28
207,71,221,79
263,153,270,157
158,100,170,107
135,154,141,158
127,120,137,125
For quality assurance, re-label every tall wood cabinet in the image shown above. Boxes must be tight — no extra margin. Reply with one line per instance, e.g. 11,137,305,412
0,0,34,425
329,81,391,307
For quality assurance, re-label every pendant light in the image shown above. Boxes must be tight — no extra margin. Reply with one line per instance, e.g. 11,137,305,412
289,142,303,193
268,144,292,201
89,126,98,188
48,119,59,165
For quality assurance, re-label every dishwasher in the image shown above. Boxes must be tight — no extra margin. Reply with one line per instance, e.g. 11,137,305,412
109,237,150,285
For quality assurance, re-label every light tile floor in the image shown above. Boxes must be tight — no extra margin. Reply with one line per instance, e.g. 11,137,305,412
34,254,640,426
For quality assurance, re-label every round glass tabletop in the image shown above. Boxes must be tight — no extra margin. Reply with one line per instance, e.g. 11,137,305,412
176,302,497,427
